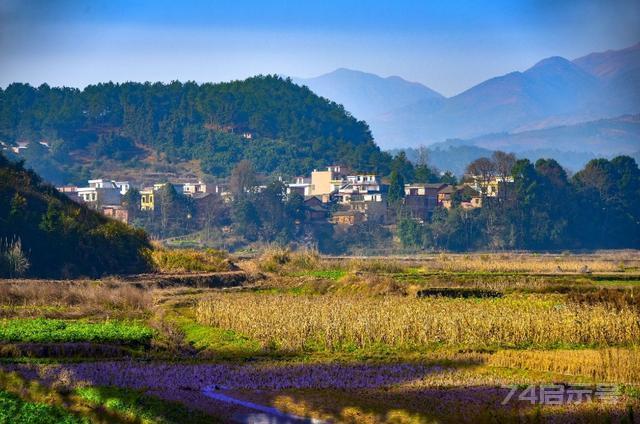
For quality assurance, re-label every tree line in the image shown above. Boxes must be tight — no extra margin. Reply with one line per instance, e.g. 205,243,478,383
0,76,391,184
398,154,640,251
125,150,640,253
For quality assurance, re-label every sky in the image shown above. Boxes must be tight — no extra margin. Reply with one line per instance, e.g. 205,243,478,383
1,0,639,97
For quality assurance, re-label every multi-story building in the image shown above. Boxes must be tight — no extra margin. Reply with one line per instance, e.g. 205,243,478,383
140,189,155,211
287,177,312,196
309,165,348,198
438,185,482,210
183,181,207,196
333,174,387,223
75,180,122,207
403,183,448,221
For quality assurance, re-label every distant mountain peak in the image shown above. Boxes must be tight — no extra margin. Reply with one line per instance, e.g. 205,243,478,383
529,56,574,69
293,68,444,121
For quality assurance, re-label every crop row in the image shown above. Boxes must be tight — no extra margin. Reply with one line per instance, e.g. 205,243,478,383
0,319,154,345
196,293,640,351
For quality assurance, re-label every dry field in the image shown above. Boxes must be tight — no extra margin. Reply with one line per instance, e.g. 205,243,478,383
196,292,640,351
0,279,152,319
0,250,639,423
260,248,640,274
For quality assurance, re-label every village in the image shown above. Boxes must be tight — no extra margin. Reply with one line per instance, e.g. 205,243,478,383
55,165,513,228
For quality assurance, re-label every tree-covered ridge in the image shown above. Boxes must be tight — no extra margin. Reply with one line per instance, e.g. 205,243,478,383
0,153,152,277
0,76,391,182
397,155,640,251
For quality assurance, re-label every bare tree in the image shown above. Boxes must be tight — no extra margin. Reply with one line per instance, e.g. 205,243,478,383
230,160,257,198
491,151,516,199
466,157,496,194
492,151,516,180
416,145,429,167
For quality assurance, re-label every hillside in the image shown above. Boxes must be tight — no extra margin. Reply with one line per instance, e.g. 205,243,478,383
0,76,390,185
465,114,640,156
413,115,639,173
0,152,151,277
293,68,444,120
574,42,640,80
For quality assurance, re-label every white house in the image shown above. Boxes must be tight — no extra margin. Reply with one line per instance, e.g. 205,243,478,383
182,181,207,196
77,180,122,206
286,177,312,196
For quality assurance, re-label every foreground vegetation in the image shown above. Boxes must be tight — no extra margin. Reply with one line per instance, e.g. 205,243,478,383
0,389,85,424
0,370,215,424
0,319,153,345
0,250,639,422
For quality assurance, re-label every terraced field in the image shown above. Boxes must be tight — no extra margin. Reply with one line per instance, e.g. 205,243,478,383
0,250,639,423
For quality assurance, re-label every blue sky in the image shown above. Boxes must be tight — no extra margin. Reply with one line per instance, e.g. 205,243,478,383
1,0,639,96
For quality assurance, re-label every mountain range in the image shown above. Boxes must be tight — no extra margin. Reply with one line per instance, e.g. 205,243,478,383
295,42,640,155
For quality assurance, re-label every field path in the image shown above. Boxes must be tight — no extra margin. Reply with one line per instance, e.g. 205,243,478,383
202,385,325,423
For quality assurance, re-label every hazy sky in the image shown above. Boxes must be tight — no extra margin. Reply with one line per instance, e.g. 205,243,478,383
1,0,639,96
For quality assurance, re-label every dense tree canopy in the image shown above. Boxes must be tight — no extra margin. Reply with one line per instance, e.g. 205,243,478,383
405,155,640,251
0,77,391,183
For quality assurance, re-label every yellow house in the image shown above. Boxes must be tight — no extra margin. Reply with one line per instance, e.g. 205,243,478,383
309,165,347,198
466,176,514,197
140,189,155,211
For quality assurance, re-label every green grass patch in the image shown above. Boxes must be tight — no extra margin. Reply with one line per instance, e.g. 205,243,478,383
292,269,346,280
76,386,216,424
0,390,86,424
0,319,154,345
168,309,265,360
181,320,263,357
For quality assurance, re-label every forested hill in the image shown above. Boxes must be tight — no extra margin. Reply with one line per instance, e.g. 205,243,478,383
0,152,151,277
0,76,390,184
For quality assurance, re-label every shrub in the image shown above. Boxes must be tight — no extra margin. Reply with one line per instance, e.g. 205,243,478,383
151,248,231,273
258,246,292,272
0,238,29,278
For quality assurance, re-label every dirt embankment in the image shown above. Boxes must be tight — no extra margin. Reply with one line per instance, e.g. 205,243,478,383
0,270,262,291
125,271,256,289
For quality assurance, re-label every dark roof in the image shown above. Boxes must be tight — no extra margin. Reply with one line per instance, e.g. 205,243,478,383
192,192,213,200
332,210,361,217
307,205,328,212
438,185,456,194
425,183,448,189
406,183,447,189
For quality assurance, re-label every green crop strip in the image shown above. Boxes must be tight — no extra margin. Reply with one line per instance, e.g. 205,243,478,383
0,319,154,345
0,390,87,424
